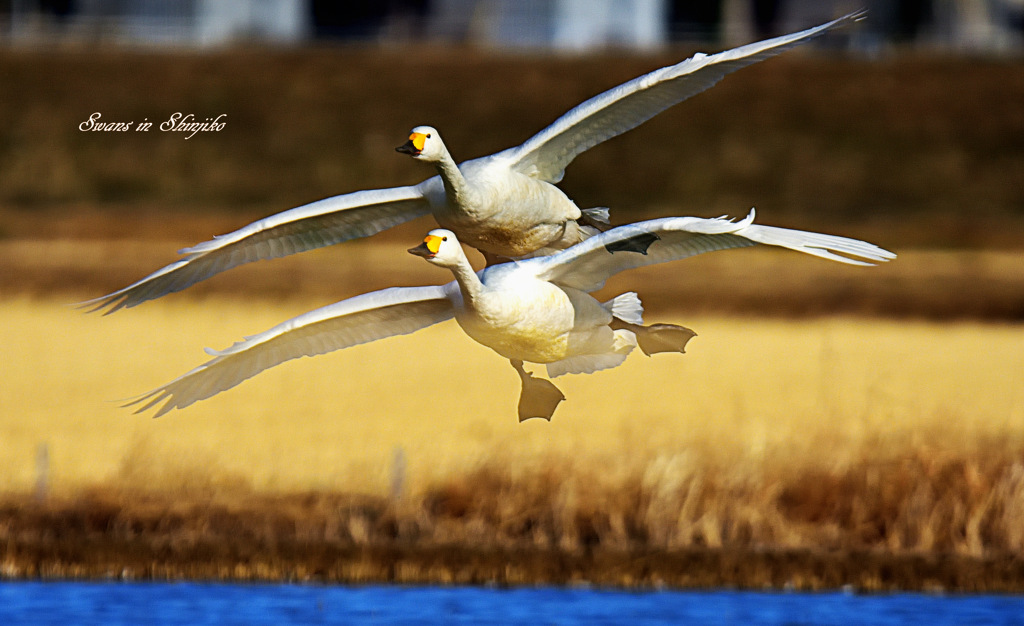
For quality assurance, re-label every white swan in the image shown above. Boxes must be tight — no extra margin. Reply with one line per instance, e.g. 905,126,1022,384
127,209,894,421
84,11,865,314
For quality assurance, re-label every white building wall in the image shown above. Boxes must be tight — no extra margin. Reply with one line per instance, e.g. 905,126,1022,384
552,0,667,50
439,0,668,50
196,0,309,47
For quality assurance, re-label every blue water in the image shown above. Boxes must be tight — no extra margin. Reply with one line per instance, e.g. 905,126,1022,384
1,582,1022,625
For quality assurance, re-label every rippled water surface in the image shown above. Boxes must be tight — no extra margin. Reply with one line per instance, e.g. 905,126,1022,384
2,582,1023,625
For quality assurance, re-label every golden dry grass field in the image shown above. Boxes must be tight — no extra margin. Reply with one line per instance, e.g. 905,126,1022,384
2,292,1021,498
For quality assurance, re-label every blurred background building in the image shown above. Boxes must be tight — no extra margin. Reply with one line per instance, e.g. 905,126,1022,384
1,0,1022,53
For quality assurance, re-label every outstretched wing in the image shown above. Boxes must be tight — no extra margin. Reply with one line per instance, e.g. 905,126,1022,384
504,11,865,183
532,209,895,293
127,285,454,417
81,184,432,313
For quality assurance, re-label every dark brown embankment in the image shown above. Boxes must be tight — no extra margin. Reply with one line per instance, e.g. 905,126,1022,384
5,450,1024,591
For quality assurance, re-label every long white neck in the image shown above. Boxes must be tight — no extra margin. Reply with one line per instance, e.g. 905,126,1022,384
432,148,473,208
445,250,484,309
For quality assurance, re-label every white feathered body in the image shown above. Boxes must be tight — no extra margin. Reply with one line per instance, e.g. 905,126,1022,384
419,155,589,258
448,263,623,367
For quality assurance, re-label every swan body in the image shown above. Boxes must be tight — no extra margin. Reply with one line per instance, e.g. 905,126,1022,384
439,259,626,367
84,11,865,314
409,138,592,257
128,209,893,420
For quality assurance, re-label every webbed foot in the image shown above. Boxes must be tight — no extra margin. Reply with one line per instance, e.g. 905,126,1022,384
635,323,697,356
610,318,697,356
511,360,565,422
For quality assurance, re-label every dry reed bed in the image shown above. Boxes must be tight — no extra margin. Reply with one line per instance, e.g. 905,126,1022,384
4,443,1024,590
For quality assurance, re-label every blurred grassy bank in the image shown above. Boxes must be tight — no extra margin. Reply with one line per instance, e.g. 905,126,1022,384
0,47,1022,249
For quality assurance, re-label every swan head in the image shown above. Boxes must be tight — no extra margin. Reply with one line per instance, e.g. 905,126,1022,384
395,126,445,161
408,228,463,266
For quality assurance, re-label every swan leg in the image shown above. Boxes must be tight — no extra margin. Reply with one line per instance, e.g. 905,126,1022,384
610,319,697,357
510,359,565,422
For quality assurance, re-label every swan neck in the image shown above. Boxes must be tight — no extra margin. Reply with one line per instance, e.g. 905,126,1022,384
434,152,471,206
448,255,483,307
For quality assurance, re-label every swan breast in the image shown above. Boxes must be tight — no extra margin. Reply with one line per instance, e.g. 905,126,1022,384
455,273,576,362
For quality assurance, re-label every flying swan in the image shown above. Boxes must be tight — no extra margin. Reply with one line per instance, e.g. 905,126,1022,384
83,11,865,314
127,210,894,421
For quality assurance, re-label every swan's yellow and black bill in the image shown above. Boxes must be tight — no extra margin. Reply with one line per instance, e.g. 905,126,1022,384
396,132,427,155
408,234,445,258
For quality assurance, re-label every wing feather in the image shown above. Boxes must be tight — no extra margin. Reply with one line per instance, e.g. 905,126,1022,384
81,185,431,314
532,209,895,292
506,11,865,182
126,285,454,417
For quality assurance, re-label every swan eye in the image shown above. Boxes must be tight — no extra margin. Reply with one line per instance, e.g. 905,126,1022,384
442,236,447,241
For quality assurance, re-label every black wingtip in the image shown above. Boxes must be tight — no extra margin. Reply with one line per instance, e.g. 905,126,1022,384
604,232,660,255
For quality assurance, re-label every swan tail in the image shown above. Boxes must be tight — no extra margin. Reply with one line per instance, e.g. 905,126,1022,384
581,207,611,227
604,291,644,325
